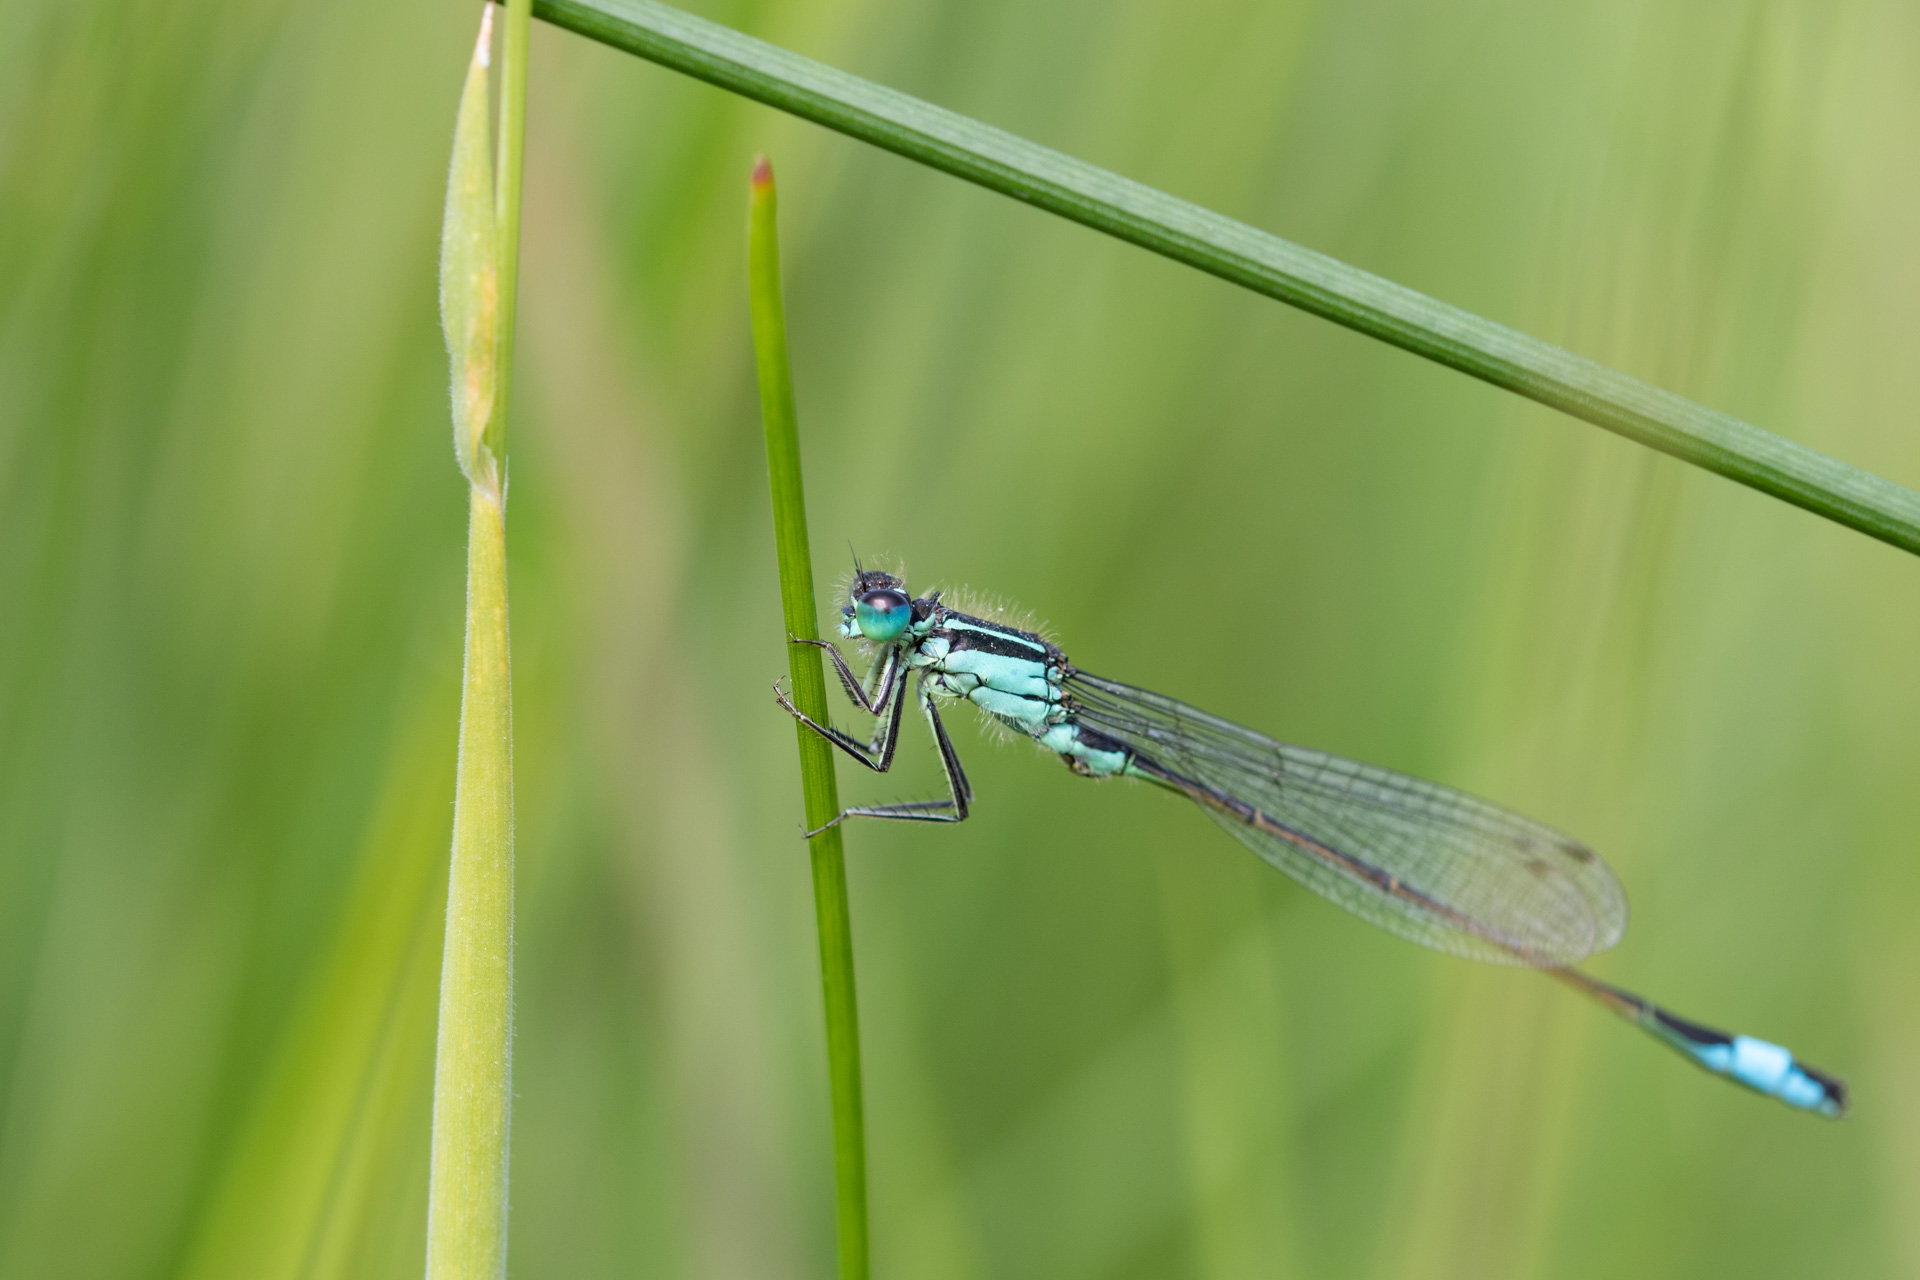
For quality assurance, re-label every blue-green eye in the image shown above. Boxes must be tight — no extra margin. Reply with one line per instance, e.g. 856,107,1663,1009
855,589,912,642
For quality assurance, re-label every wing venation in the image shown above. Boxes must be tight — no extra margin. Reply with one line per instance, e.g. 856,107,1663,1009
1066,669,1627,967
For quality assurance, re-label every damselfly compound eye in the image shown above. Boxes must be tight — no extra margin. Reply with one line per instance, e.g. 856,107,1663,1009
855,589,912,643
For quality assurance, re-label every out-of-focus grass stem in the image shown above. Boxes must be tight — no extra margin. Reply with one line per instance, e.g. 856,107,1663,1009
428,4,531,1278
748,156,870,1280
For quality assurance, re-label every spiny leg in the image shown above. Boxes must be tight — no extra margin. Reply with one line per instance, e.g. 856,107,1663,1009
789,637,901,716
775,662,909,773
923,679,973,807
804,680,973,837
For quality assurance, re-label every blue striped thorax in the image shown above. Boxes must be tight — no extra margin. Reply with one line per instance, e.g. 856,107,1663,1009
835,570,1130,778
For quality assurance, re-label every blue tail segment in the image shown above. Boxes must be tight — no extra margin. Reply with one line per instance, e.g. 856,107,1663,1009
1643,1006,1847,1117
1555,971,1847,1118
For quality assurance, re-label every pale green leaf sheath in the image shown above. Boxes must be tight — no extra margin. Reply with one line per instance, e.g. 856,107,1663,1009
428,5,524,1280
428,482,515,1280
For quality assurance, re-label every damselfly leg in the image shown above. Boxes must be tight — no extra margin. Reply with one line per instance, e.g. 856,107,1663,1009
775,642,974,835
773,675,905,774
791,635,900,715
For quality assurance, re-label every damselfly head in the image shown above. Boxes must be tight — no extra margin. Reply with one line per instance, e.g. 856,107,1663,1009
843,569,913,643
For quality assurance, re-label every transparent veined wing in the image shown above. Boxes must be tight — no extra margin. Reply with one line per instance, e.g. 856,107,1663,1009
1065,670,1627,967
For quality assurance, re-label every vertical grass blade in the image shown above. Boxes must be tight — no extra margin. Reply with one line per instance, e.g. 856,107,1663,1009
428,4,530,1278
748,156,871,1280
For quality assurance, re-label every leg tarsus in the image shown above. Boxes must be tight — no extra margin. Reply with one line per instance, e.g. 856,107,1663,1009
803,799,959,838
801,680,974,836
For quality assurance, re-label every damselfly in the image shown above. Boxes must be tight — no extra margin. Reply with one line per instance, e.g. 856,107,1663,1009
775,564,1847,1117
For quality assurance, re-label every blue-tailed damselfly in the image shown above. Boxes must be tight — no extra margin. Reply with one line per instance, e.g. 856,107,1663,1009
775,564,1847,1117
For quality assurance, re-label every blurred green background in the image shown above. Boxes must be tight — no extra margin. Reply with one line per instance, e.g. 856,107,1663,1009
5,0,1919,1276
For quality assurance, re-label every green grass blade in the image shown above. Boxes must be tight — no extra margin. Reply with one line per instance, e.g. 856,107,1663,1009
428,5,530,1278
486,0,532,467
748,156,870,1280
518,0,1920,557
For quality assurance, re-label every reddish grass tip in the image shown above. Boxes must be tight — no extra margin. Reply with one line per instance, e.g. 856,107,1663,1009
750,155,774,189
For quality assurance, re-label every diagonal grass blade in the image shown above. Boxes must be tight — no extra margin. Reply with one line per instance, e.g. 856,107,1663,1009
513,0,1920,557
